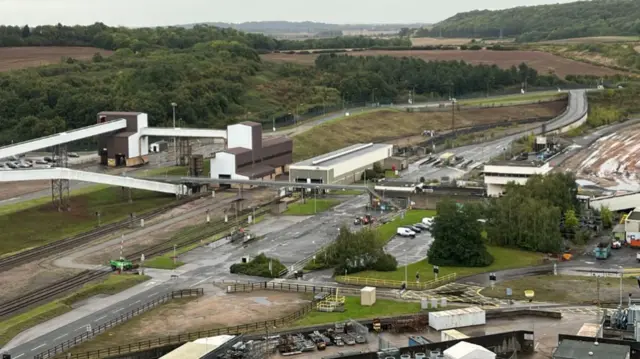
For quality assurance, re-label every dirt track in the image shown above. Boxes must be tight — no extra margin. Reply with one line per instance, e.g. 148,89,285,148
262,49,625,77
0,47,113,72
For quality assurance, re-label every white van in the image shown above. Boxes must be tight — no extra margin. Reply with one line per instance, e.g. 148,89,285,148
422,217,434,227
397,227,416,238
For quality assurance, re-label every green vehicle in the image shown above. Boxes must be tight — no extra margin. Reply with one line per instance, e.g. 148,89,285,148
110,258,134,271
594,241,611,260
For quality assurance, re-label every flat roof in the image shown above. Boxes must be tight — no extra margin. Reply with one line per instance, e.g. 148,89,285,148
292,143,392,169
160,335,235,359
487,160,547,167
554,339,629,359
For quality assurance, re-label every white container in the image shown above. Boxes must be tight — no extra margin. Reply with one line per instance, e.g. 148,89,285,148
428,307,486,331
441,329,469,342
361,286,376,306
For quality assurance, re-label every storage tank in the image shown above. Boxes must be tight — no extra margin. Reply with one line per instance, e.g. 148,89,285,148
441,329,470,342
429,307,486,331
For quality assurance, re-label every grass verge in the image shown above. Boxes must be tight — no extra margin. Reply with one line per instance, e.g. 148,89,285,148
355,246,544,283
283,199,340,215
293,296,422,327
459,91,565,106
0,186,175,257
479,275,637,304
0,274,149,346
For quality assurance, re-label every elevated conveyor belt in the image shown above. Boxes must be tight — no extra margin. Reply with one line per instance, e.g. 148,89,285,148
140,127,227,139
0,168,187,195
0,119,128,159
590,192,640,212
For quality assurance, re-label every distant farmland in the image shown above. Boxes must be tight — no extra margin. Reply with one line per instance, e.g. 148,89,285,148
262,49,627,78
0,47,113,72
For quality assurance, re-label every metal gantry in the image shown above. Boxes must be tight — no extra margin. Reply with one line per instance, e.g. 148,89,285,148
51,144,70,211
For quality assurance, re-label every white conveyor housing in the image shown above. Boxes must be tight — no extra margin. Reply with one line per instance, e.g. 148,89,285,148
0,168,187,195
140,127,227,139
0,119,128,159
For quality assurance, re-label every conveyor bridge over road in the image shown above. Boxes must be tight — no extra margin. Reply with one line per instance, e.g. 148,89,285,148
0,168,187,195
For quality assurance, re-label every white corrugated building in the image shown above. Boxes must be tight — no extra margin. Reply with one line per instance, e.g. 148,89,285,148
160,335,235,359
443,341,496,359
288,143,393,185
483,160,552,197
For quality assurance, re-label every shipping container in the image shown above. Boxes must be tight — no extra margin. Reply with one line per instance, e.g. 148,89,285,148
428,307,486,331
441,329,469,342
576,323,602,338
408,335,431,347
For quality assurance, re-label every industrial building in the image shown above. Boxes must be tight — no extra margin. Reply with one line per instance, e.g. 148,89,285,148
210,121,292,181
288,143,393,185
483,160,552,197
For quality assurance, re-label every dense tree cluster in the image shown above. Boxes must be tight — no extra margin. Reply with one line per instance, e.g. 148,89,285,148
485,173,578,253
0,23,409,52
312,226,397,275
414,0,640,42
428,200,494,267
229,253,286,278
586,86,640,128
315,54,561,103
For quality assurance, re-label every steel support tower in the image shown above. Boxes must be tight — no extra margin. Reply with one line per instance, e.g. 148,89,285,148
51,144,70,211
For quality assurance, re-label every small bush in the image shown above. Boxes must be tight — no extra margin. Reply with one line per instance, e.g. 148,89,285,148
371,253,398,272
229,253,286,278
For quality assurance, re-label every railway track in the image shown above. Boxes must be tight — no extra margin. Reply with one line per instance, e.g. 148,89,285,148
0,192,219,273
0,203,272,319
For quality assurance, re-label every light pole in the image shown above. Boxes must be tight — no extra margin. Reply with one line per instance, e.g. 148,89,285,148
619,266,624,307
314,187,317,213
404,251,408,286
171,102,177,165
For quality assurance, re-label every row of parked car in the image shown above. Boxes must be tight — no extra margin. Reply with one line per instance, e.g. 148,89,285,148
0,153,80,170
396,217,433,238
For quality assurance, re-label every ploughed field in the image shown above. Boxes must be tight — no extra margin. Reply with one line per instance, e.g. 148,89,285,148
0,47,113,72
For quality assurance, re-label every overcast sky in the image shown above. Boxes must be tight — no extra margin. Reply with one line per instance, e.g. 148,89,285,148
1,0,578,27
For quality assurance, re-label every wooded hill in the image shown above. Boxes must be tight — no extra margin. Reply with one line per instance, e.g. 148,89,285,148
415,0,640,42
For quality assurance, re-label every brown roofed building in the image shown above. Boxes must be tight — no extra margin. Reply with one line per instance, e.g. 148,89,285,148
210,122,292,181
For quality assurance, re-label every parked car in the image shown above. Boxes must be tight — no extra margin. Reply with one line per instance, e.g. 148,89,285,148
5,162,17,169
43,156,53,162
612,240,622,249
68,152,80,158
35,160,48,165
415,223,429,230
397,227,416,238
407,225,421,233
422,217,434,227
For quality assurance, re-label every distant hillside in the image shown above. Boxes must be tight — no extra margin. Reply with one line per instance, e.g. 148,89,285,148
415,0,640,42
180,21,427,34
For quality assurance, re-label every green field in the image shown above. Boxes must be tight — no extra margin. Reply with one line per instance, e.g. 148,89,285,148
0,186,175,257
375,210,436,243
459,91,565,106
283,199,340,215
293,296,423,327
355,246,544,283
0,274,149,346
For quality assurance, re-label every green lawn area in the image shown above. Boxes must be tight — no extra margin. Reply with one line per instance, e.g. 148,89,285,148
375,209,436,244
0,186,175,257
355,246,544,283
459,91,565,106
293,296,422,327
480,275,638,304
0,274,149,346
384,170,399,178
283,199,340,215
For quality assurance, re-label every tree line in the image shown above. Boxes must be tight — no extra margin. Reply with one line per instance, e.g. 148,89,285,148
0,23,409,52
315,54,561,103
414,0,640,42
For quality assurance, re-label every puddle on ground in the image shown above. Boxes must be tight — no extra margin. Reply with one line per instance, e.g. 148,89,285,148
252,297,272,306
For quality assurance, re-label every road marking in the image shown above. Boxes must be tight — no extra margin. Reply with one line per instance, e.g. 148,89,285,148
134,300,141,305
94,315,107,322
112,307,124,313
53,333,68,341
147,292,159,298
31,343,46,351
13,354,24,359
75,325,88,331
190,276,213,288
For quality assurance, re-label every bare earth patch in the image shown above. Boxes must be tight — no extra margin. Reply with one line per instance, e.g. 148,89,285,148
67,291,310,353
411,37,513,46
262,49,625,78
0,47,113,72
0,261,82,302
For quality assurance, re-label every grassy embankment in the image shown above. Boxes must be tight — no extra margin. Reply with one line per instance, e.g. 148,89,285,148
0,274,149,346
0,185,174,257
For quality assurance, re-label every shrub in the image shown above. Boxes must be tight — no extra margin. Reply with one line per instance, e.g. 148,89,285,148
229,253,286,278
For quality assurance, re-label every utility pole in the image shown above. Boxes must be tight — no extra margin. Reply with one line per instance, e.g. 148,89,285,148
171,102,177,165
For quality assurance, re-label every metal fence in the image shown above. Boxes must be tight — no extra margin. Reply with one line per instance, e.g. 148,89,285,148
51,297,314,359
34,289,204,359
334,273,457,291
